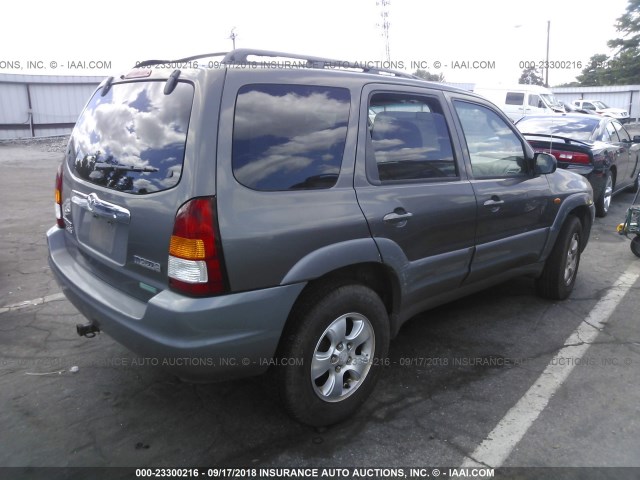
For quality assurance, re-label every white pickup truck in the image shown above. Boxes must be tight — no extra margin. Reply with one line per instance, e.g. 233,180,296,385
572,99,630,123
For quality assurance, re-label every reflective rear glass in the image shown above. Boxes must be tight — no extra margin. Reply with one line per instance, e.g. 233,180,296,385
68,81,194,194
516,116,600,141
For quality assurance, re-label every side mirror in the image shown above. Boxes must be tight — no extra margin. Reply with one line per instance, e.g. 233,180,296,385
534,152,557,175
633,135,640,143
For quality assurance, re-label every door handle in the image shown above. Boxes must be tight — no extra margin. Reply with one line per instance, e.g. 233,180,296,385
483,197,504,213
383,210,413,225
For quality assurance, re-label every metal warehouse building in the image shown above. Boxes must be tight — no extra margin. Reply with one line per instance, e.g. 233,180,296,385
1,74,638,140
0,73,103,140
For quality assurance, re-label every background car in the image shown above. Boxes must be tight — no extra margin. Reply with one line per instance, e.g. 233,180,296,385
516,114,640,217
560,101,591,114
572,99,630,124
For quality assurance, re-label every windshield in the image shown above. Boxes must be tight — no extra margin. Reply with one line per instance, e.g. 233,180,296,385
516,116,601,142
69,81,194,195
592,101,609,109
540,93,563,109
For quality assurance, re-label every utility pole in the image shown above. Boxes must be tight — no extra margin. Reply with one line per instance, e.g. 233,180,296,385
376,0,391,63
229,28,237,50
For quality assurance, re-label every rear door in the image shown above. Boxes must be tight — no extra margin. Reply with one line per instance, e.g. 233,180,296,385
448,95,554,283
354,85,477,308
612,121,638,188
61,78,198,299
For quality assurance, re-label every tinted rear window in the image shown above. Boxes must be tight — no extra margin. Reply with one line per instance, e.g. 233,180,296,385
68,81,194,194
232,84,350,191
505,92,524,105
516,116,600,141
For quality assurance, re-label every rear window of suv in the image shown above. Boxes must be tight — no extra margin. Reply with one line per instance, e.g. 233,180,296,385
68,81,194,195
232,84,351,191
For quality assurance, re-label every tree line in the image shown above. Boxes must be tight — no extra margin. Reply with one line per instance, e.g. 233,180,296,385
523,0,639,87
412,0,639,87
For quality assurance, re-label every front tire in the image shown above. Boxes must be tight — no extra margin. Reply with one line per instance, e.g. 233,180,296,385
536,216,583,300
631,236,640,258
277,284,389,426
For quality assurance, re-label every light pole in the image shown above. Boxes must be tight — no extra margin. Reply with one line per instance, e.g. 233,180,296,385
514,21,551,86
545,20,550,87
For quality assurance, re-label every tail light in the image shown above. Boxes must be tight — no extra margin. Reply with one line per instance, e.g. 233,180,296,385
55,163,64,228
168,197,228,296
534,148,591,165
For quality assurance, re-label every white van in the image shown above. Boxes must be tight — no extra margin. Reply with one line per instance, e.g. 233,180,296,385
473,84,564,121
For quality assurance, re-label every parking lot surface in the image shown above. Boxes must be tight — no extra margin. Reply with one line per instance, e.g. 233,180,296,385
1,134,640,478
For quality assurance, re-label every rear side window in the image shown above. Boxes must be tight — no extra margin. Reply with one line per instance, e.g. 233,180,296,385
232,84,350,191
613,121,630,142
605,122,620,142
69,81,194,195
505,92,524,105
367,92,457,182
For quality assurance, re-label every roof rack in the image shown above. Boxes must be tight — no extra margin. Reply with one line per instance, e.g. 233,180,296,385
135,52,228,68
134,49,418,79
222,48,418,79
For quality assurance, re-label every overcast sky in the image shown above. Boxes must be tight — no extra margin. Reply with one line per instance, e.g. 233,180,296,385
1,0,631,86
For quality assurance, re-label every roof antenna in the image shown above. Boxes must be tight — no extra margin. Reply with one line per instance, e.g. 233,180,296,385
229,28,238,50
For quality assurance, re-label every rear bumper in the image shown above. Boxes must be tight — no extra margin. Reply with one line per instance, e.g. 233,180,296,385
47,226,306,381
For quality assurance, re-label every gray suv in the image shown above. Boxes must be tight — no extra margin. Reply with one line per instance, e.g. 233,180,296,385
47,49,595,426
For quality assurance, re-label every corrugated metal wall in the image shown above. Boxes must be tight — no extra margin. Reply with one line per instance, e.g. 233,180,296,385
0,74,103,140
551,85,640,123
2,75,638,140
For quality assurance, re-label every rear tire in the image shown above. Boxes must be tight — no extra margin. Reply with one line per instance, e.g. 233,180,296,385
595,170,613,218
276,284,389,426
536,216,583,300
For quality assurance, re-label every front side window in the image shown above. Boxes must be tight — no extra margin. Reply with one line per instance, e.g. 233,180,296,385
528,94,541,108
454,101,527,178
367,93,457,182
69,81,194,195
232,84,350,191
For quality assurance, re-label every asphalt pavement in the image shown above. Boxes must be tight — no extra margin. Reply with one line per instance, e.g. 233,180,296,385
1,133,640,479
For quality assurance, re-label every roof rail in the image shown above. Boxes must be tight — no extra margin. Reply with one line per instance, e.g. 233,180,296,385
135,52,228,68
221,48,417,79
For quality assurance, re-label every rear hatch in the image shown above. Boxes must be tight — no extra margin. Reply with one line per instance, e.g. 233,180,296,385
61,77,196,300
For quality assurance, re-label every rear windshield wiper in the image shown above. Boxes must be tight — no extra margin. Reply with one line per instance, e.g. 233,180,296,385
94,162,159,173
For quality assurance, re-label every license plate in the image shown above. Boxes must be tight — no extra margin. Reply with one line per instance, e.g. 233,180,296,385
87,215,116,254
